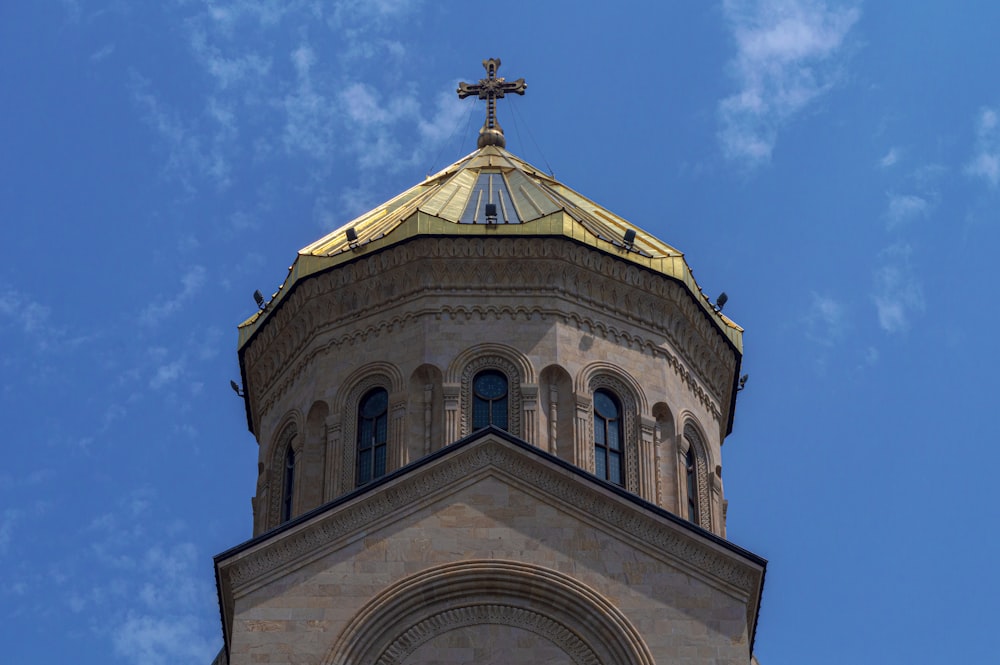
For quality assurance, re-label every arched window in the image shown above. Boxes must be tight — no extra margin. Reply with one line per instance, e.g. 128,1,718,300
281,445,295,523
356,388,389,486
593,389,624,486
685,447,698,523
472,370,508,430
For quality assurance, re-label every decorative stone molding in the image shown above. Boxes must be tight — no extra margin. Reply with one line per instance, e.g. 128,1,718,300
242,237,737,432
220,436,763,637
683,421,713,532
265,421,298,530
338,374,395,493
459,355,522,438
379,604,597,665
587,372,641,495
323,559,655,665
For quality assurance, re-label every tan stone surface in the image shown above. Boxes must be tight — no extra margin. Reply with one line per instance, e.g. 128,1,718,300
217,434,762,664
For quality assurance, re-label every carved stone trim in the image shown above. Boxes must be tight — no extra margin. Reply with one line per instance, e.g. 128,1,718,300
460,356,522,437
589,374,640,495
340,375,393,492
378,604,597,665
683,421,713,532
266,422,298,530
243,237,736,431
225,437,762,615
322,559,656,665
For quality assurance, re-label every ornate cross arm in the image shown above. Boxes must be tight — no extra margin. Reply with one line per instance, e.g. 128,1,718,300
457,58,527,149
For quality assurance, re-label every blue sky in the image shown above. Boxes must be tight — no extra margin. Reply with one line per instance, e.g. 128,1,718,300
2,1,998,663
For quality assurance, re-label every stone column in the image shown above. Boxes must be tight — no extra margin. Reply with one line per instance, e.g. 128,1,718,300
443,384,461,443
423,384,434,455
639,416,656,503
676,431,690,518
548,383,559,454
521,383,538,445
390,397,407,471
324,414,342,502
574,396,592,471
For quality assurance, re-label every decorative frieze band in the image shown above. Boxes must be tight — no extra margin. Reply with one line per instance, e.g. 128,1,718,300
224,438,761,605
243,237,737,430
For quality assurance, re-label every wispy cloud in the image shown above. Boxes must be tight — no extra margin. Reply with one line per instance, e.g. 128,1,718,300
719,0,860,165
804,292,848,346
966,106,1000,187
89,43,115,63
873,243,924,333
879,147,899,168
130,72,232,191
885,192,929,229
139,266,206,326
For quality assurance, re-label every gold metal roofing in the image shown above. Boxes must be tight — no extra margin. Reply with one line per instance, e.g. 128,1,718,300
238,145,742,351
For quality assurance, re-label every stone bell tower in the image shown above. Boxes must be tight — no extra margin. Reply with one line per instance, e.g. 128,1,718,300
213,59,765,665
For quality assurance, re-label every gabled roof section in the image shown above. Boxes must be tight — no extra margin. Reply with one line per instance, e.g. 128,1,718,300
238,145,742,349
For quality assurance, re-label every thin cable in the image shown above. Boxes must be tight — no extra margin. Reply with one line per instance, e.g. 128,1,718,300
426,94,479,177
508,98,555,177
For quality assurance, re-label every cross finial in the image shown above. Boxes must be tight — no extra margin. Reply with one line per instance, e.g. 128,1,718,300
457,58,527,149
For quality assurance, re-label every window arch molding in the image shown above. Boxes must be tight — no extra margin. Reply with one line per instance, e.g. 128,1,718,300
579,368,642,493
678,416,714,531
447,343,534,438
266,415,301,529
333,362,405,492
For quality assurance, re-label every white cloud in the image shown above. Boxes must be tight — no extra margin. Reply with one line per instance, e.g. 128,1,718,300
89,43,115,63
719,0,860,165
967,107,1000,186
873,243,924,333
885,193,929,228
0,509,20,555
129,73,232,190
139,266,207,326
879,147,899,168
804,292,848,346
149,360,184,389
113,612,215,665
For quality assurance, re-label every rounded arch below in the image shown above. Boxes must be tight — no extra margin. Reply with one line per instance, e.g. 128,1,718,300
324,560,654,665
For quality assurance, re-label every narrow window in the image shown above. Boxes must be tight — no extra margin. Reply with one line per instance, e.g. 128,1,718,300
593,389,623,486
357,388,389,486
472,370,508,430
685,447,699,523
281,446,295,522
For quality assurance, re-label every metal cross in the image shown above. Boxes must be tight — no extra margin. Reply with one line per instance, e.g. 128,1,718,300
457,58,526,148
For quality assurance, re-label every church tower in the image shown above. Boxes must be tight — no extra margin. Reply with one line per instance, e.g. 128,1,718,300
213,60,765,665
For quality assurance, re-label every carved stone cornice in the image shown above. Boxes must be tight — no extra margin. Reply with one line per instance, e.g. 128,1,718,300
242,237,738,431
379,604,597,665
217,434,764,635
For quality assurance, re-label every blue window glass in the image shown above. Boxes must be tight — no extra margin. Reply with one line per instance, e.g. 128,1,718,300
357,388,389,486
686,448,699,523
281,446,295,522
593,389,623,486
473,370,508,431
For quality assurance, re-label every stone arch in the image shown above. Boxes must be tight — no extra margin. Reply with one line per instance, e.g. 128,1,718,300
266,413,301,529
539,364,573,458
575,363,648,494
445,342,535,384
679,415,714,531
408,363,444,458
652,401,676,510
333,362,405,492
323,560,655,665
448,343,534,439
300,400,329,514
